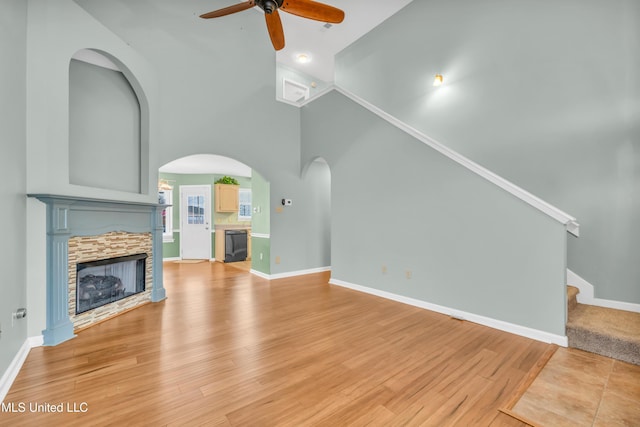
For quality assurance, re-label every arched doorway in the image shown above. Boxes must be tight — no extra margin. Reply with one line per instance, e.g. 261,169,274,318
158,154,271,275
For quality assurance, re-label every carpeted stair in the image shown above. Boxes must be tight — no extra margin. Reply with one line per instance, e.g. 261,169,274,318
566,285,640,365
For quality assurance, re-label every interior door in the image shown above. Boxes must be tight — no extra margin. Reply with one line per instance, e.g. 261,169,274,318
180,185,211,260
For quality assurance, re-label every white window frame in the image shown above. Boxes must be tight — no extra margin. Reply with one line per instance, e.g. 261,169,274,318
238,188,252,222
161,189,174,242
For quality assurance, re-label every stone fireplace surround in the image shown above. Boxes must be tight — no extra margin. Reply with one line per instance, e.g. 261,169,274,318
28,194,167,346
69,232,152,330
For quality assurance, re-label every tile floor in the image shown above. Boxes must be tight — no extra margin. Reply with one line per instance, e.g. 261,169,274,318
511,347,640,426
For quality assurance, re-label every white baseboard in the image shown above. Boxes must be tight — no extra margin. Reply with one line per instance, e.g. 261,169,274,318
330,278,568,347
567,269,640,313
270,266,331,280
251,266,331,281
162,257,181,262
250,269,271,280
0,335,43,403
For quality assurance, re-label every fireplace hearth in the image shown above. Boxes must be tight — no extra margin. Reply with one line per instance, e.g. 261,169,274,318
76,253,147,314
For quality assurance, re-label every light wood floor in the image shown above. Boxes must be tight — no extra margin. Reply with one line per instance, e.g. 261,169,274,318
4,261,556,426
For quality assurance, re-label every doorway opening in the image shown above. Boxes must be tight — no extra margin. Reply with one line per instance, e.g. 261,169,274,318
158,154,271,275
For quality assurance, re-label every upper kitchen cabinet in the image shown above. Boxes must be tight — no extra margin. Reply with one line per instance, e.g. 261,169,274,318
215,183,239,212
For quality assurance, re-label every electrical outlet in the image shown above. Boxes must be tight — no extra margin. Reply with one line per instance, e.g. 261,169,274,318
405,270,412,279
275,256,281,264
381,265,387,274
260,253,263,261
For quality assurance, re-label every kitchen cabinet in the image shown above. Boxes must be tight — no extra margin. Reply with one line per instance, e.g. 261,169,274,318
215,184,238,212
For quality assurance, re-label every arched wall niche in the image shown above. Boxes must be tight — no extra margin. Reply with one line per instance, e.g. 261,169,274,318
301,157,332,268
68,48,150,195
301,156,331,180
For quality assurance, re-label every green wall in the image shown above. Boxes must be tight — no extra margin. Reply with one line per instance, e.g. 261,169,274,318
335,0,640,304
250,169,270,235
250,170,271,275
0,0,28,384
162,233,180,259
251,237,271,275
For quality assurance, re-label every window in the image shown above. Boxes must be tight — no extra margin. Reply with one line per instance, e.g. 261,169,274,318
160,189,173,242
187,195,206,224
238,188,252,221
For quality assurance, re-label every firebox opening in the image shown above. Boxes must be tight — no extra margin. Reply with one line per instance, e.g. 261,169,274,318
76,253,147,315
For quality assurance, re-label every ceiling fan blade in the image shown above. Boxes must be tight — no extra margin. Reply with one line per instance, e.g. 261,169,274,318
265,9,285,51
200,1,255,19
280,0,344,24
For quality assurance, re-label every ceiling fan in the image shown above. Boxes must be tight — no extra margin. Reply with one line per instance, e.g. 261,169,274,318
200,0,345,51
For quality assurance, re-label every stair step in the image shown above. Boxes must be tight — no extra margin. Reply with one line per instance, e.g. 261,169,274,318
567,285,579,312
566,304,640,366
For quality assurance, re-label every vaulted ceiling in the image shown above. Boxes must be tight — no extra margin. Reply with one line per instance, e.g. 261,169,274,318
75,0,413,83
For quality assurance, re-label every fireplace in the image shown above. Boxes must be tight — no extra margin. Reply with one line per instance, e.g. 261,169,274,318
76,253,147,314
68,231,154,330
28,194,168,346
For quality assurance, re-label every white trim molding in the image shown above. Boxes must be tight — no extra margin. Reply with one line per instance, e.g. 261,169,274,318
330,278,568,346
250,269,271,280
251,266,331,281
251,233,270,239
567,269,640,313
0,336,43,403
300,85,580,237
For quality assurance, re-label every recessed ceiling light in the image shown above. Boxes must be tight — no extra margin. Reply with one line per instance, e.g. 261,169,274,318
296,53,311,64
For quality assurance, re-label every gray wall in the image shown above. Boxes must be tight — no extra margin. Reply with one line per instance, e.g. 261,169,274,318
73,0,331,274
0,0,28,378
69,59,141,193
336,0,640,304
302,91,568,336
